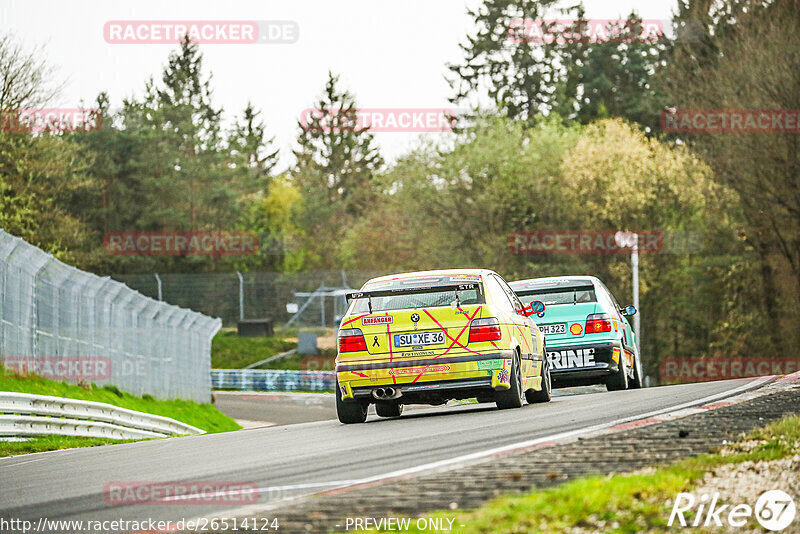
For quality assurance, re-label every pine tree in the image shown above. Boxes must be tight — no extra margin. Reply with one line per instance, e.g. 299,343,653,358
448,2,663,128
229,102,279,188
121,38,240,234
577,13,665,131
447,0,588,123
293,71,383,215
292,71,383,267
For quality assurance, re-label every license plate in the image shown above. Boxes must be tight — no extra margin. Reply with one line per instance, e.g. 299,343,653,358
393,331,445,347
540,323,566,335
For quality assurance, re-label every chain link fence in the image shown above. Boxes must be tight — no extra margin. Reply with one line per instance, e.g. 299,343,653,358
113,270,389,327
0,230,220,403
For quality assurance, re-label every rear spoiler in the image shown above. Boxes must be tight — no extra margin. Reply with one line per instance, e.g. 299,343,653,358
515,284,594,295
345,282,480,302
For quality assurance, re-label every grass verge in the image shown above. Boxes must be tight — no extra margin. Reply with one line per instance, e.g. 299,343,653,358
0,435,137,457
212,331,295,369
363,415,800,533
1,370,241,457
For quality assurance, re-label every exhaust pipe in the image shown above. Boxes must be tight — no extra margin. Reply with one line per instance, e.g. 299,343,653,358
371,387,402,400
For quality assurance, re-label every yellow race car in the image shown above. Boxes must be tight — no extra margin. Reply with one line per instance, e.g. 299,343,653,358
335,269,551,423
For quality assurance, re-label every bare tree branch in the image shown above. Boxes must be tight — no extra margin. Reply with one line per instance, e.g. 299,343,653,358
0,33,63,111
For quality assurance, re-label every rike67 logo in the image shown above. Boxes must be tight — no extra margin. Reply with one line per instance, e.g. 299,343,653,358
669,490,796,531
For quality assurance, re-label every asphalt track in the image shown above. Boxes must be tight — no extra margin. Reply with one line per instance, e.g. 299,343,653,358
213,391,337,428
0,378,765,530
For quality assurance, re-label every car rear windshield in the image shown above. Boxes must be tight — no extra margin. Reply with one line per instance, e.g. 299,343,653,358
351,277,485,313
516,285,597,306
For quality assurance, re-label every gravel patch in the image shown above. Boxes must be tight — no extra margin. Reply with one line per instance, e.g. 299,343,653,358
694,456,800,533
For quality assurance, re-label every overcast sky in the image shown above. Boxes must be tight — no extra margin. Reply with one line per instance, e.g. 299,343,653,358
2,0,676,169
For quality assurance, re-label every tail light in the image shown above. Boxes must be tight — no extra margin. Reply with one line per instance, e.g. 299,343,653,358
338,328,367,352
585,313,612,334
469,317,502,343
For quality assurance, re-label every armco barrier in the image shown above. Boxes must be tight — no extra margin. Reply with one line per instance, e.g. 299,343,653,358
211,369,335,392
0,392,204,440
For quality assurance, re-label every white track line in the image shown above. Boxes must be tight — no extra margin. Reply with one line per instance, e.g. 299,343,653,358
180,377,770,510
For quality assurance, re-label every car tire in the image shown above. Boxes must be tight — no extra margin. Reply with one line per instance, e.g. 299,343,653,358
606,349,629,391
336,381,368,424
375,401,403,418
496,353,524,409
526,351,552,403
629,351,643,389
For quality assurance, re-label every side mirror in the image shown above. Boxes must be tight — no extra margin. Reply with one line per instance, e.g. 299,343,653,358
621,305,637,317
529,301,546,315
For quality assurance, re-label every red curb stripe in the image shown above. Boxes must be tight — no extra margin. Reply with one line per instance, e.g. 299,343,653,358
609,417,660,430
700,401,733,410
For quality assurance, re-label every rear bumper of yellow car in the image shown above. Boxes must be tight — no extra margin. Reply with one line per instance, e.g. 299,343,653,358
336,350,516,402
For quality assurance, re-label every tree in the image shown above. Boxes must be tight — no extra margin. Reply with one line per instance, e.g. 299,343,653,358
235,175,304,272
660,0,800,353
0,32,91,262
228,102,279,188
448,0,586,123
558,118,760,372
0,124,94,263
69,39,259,273
125,38,238,232
576,14,666,131
338,145,448,271
292,72,383,267
448,3,664,129
0,34,62,111
340,115,581,271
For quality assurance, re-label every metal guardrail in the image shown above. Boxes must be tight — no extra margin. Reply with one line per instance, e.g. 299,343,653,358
0,392,204,440
211,369,335,392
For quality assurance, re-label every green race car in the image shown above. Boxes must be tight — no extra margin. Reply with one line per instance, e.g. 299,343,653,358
509,276,643,391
